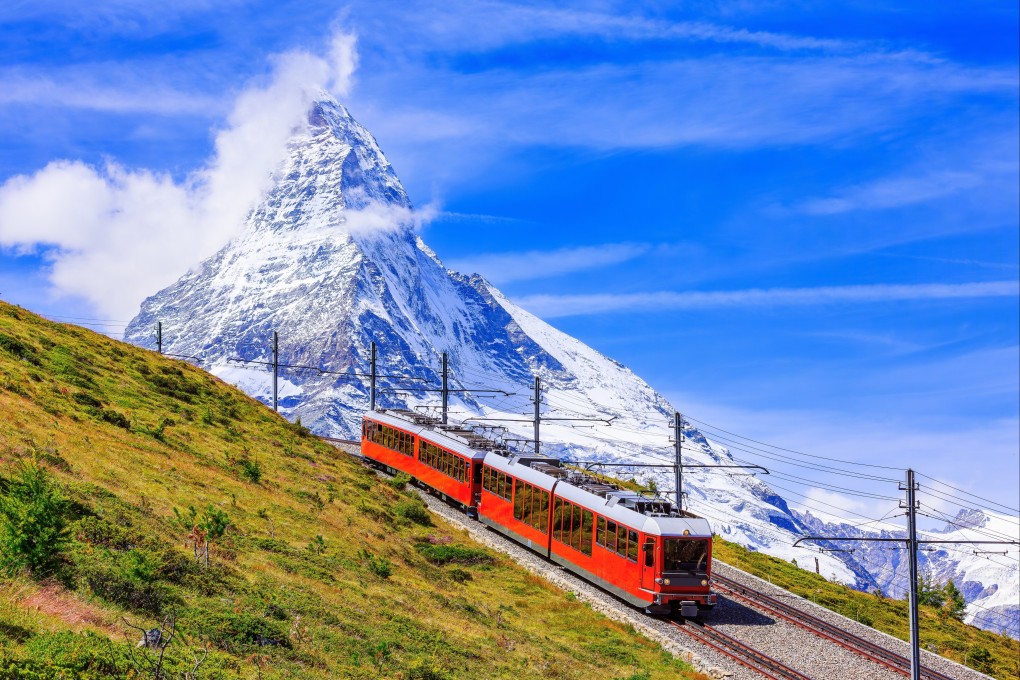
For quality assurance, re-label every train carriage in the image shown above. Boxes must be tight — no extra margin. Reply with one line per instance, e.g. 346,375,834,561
362,411,484,510
477,454,557,554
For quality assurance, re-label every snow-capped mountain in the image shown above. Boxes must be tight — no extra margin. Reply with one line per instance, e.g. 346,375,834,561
796,508,1019,636
124,94,1016,637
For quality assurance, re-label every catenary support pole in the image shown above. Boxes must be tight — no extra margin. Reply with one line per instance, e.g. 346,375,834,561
674,412,684,513
533,376,541,455
370,341,377,412
904,468,921,680
272,331,279,412
441,352,449,425
156,322,163,354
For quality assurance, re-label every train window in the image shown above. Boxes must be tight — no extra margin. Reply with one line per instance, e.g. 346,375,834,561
521,483,533,526
663,539,709,573
627,530,639,562
571,505,579,554
580,510,593,556
596,517,606,546
606,521,618,553
552,498,562,542
643,538,655,568
513,480,525,521
533,489,548,532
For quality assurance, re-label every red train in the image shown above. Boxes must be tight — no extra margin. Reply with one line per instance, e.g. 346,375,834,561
362,409,716,618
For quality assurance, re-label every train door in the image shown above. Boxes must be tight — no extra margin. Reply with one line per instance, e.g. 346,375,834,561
640,536,657,591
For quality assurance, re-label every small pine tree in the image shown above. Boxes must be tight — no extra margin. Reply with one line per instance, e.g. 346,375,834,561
941,580,967,621
0,462,69,576
915,570,945,608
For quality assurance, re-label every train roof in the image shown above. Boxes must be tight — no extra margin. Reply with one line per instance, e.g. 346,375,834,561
365,410,487,461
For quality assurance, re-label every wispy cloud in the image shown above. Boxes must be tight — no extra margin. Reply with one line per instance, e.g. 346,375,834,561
0,72,221,116
793,170,985,215
384,3,865,54
447,242,651,284
513,281,1020,318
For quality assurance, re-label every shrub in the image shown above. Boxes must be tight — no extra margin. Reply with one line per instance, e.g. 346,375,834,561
307,535,326,555
415,544,493,566
77,548,173,615
0,462,69,576
5,631,131,678
72,391,103,408
0,332,38,364
99,408,131,429
358,549,392,579
187,609,290,649
286,417,311,437
394,500,432,526
388,472,412,491
237,456,263,484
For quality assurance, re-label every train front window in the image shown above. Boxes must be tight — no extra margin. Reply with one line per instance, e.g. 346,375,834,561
663,538,709,573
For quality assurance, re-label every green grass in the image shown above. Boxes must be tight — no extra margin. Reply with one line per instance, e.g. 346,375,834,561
712,536,1019,678
0,301,708,679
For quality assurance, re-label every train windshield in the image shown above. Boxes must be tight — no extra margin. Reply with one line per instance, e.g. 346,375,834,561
662,538,709,573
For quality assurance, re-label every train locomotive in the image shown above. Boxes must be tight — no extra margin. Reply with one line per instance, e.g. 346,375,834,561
361,409,716,618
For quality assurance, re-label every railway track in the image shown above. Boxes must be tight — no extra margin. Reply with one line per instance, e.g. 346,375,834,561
713,574,956,680
671,619,813,679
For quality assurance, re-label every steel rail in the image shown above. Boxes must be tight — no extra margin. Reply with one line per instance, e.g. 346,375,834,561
712,574,956,680
671,620,813,680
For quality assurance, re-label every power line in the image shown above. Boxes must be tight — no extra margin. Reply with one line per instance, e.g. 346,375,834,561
915,471,1019,515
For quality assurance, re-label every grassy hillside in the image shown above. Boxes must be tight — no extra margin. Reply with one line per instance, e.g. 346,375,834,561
0,301,706,680
712,537,1019,678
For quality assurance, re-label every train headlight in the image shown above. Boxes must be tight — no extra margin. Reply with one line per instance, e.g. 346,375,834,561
663,579,671,586
701,579,708,587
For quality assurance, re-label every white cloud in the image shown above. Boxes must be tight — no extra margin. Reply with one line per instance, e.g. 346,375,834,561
447,242,651,283
345,201,438,235
513,280,1020,318
0,30,359,320
794,171,985,215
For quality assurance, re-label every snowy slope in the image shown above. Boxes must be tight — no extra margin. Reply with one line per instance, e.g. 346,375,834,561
795,508,1019,635
123,94,1016,636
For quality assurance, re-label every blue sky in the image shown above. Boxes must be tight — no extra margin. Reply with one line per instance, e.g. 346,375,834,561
0,1,1017,520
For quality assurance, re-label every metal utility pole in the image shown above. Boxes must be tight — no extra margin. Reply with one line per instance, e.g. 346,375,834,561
533,376,541,455
156,322,163,354
441,352,449,425
794,466,1018,680
370,341,377,411
673,412,684,513
903,469,921,680
272,331,279,412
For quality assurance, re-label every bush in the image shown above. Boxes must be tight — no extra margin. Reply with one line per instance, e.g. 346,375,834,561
358,549,392,579
0,462,69,576
388,472,412,491
3,631,131,678
72,391,103,408
0,332,39,364
99,408,131,429
394,500,432,526
77,548,173,614
187,609,291,650
415,544,493,566
237,456,263,484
